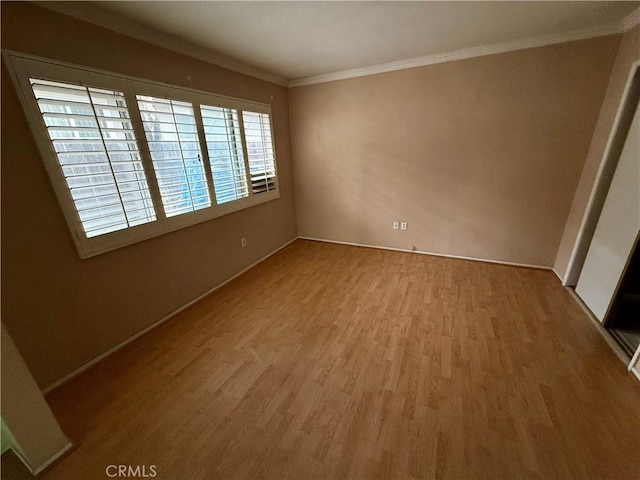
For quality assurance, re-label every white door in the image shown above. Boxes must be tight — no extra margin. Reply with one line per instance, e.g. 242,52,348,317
575,100,640,321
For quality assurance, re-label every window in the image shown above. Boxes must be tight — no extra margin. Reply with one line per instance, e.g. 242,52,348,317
137,95,211,216
6,53,279,258
243,111,277,194
30,79,156,238
201,105,248,204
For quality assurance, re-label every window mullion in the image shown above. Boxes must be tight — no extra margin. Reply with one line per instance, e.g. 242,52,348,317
193,104,218,205
238,112,254,198
122,82,167,223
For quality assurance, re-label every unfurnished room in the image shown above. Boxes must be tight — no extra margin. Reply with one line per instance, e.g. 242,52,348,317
1,1,639,479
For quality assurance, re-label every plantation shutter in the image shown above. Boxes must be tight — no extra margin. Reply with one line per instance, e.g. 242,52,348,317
30,79,156,238
200,105,249,204
242,111,277,194
9,54,281,257
137,95,211,217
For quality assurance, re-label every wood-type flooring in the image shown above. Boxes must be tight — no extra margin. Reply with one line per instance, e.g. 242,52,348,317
40,240,640,479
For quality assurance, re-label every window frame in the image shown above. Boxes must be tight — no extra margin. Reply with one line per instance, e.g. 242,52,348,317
4,51,280,258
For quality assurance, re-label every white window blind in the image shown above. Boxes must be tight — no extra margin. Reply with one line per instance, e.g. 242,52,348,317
242,111,277,194
30,78,156,238
137,95,211,217
201,105,248,204
8,53,280,258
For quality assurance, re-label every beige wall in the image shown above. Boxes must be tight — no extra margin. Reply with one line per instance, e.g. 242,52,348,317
290,36,621,267
1,2,297,388
554,26,640,282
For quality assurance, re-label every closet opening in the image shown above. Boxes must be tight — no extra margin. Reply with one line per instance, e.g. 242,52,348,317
605,234,640,358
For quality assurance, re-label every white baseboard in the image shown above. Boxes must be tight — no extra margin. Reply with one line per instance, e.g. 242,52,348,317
631,367,640,382
42,237,298,394
298,236,552,270
10,441,72,476
32,442,73,475
551,268,564,283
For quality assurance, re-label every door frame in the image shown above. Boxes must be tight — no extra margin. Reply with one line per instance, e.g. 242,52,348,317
564,60,640,287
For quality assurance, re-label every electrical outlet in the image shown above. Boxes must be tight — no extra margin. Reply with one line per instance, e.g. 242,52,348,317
241,237,247,247
401,222,408,231
393,221,399,230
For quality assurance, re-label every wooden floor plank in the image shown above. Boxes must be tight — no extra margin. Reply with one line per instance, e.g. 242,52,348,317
40,239,640,479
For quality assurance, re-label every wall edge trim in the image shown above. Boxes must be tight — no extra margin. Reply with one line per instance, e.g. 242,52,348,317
31,442,74,476
298,236,552,270
31,1,288,87
289,22,623,87
551,268,565,284
41,236,298,394
621,7,640,31
29,1,636,89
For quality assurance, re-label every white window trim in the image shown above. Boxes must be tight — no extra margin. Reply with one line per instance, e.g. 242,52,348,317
3,51,280,258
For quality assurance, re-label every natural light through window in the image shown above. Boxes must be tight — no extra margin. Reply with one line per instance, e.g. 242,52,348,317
200,105,248,204
31,79,156,238
243,111,277,194
137,95,211,217
10,54,280,257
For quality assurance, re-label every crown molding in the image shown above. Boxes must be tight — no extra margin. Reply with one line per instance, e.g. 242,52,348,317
289,22,624,87
32,1,289,87
30,1,640,90
621,7,640,31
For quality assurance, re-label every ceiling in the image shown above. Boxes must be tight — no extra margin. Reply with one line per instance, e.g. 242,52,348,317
41,1,640,86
